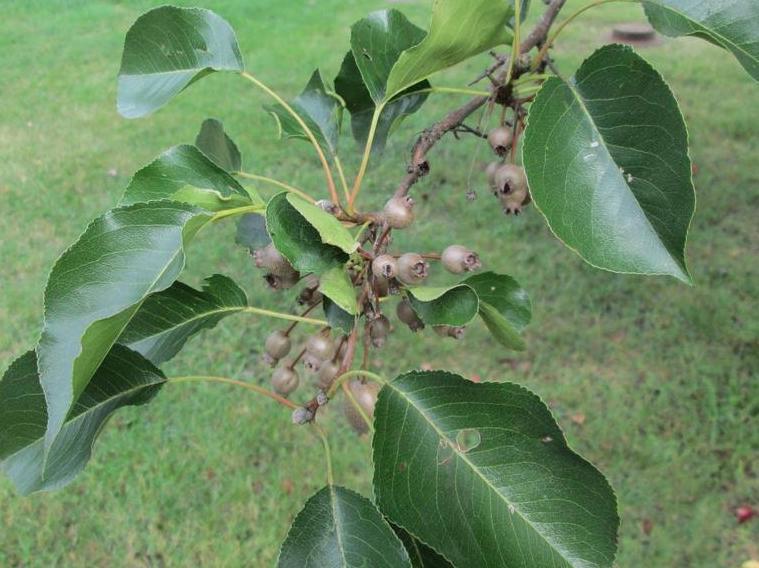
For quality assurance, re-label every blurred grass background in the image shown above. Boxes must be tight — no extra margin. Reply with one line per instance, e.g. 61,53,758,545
0,0,757,566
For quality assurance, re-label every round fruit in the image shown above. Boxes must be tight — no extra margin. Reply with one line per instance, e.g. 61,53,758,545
317,360,340,390
303,353,322,373
291,407,314,424
493,164,527,196
306,334,335,360
264,330,291,360
253,244,296,277
372,254,398,279
272,366,300,396
368,315,391,348
383,196,415,229
396,299,424,332
397,253,429,285
441,245,481,274
433,325,466,340
486,161,501,189
487,126,513,156
343,379,381,434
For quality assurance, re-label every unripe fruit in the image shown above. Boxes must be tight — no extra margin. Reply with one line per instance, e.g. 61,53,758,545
499,183,530,215
253,244,297,277
343,379,381,435
486,161,501,189
397,253,429,285
291,406,314,425
265,330,291,360
487,126,513,156
264,272,299,290
272,366,299,396
303,353,322,373
396,299,424,332
368,315,391,348
433,325,466,340
372,254,398,279
493,164,527,196
441,245,481,274
383,196,415,229
306,334,335,360
317,360,339,389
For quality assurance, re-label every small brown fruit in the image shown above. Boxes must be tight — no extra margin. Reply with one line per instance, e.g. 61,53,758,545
487,126,513,156
493,164,527,196
441,245,481,274
397,253,429,285
372,254,398,279
433,325,466,340
485,161,501,189
396,299,424,332
368,315,391,348
271,366,299,396
264,330,291,360
499,183,530,215
317,361,340,389
306,334,335,360
343,379,381,434
383,196,415,229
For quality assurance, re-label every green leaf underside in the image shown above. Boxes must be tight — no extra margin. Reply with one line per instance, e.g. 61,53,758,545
38,201,212,450
266,69,343,156
285,194,357,254
373,371,619,568
384,0,514,101
319,266,358,315
1,346,165,495
195,118,242,172
644,0,759,81
323,298,355,335
119,274,248,365
278,485,411,568
393,525,454,568
265,193,348,274
121,144,259,211
407,285,478,327
117,6,243,118
464,272,531,350
335,50,429,154
235,213,271,251
523,44,694,283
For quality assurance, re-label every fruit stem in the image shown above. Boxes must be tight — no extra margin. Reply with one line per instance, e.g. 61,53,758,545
503,0,522,86
327,369,388,398
239,71,341,206
242,306,327,326
211,204,265,222
311,424,334,485
333,156,352,205
235,171,316,203
349,102,385,211
284,302,321,336
169,376,298,409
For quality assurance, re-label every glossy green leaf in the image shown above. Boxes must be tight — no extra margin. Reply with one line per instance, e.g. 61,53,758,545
464,272,531,350
644,0,759,81
119,274,248,365
195,118,242,172
235,213,271,251
266,70,343,156
373,371,619,568
318,266,358,316
38,201,212,449
278,485,411,568
385,0,513,101
265,193,348,274
335,50,430,155
407,285,478,327
323,297,355,335
1,346,165,495
523,44,694,283
117,6,244,118
121,145,260,211
393,525,453,568
286,194,357,254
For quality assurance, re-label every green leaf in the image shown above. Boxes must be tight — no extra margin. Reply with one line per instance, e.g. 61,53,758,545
644,0,759,81
323,297,355,335
335,50,430,155
319,266,358,316
393,525,454,568
407,285,478,327
266,70,344,156
1,346,165,495
286,194,357,254
265,193,348,274
278,485,411,568
464,272,531,350
384,0,513,101
523,44,694,283
195,118,242,172
121,145,261,211
38,201,212,449
235,213,271,251
119,274,248,365
117,6,244,118
373,371,619,568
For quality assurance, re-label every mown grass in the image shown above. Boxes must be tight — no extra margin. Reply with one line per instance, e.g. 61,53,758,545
1,0,757,566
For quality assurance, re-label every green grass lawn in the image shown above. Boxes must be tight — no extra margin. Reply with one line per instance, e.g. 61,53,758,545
1,0,757,566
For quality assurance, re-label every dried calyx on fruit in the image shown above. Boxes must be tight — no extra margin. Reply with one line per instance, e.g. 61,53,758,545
315,199,339,215
343,379,381,435
493,164,526,196
291,406,314,425
368,315,391,348
372,254,398,279
303,353,323,373
487,126,513,156
442,245,481,274
383,195,415,229
253,243,299,289
396,298,424,332
500,184,531,215
434,325,466,340
397,253,429,285
272,366,300,396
